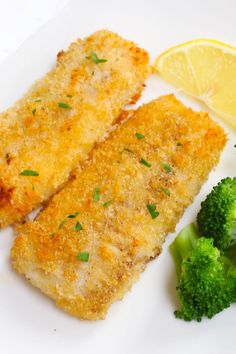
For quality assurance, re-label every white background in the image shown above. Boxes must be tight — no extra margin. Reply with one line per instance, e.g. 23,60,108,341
0,0,69,63
0,1,235,354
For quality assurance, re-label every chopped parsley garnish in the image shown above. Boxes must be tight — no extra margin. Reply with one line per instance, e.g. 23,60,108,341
19,170,39,176
34,98,42,102
162,163,173,173
234,144,236,148
51,232,56,238
123,148,133,154
76,252,89,262
103,200,112,207
162,187,171,196
93,187,100,202
74,221,83,231
58,219,67,229
177,142,182,147
140,158,152,168
58,102,72,109
67,94,72,98
32,109,36,116
68,212,80,218
147,204,159,219
135,132,145,140
59,212,80,229
91,51,107,64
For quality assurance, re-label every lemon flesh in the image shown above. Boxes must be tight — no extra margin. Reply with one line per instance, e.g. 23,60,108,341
155,40,236,129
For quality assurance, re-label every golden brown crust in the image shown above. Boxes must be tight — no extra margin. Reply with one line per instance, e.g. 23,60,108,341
11,95,226,320
0,30,150,228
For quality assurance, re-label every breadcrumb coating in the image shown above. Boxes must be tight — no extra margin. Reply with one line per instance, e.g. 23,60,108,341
0,30,150,228
11,95,226,320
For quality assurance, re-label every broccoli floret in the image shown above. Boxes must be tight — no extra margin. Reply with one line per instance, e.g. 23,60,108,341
197,177,236,251
169,224,236,322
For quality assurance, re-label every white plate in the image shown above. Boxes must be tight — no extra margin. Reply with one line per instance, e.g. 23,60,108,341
0,1,235,353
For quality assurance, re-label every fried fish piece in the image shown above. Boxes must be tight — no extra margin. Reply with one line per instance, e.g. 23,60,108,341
11,95,226,320
0,30,150,228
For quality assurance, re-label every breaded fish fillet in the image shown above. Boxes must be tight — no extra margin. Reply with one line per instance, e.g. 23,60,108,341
0,30,150,228
11,95,226,320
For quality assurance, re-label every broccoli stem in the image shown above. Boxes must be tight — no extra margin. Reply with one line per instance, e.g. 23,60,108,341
169,223,199,280
223,244,236,264
220,245,236,279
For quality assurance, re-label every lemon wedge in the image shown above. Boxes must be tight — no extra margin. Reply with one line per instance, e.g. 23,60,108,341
155,39,236,129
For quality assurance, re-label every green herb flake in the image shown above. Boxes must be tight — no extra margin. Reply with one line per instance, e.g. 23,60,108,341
234,144,236,148
76,252,89,262
147,204,159,219
19,170,39,176
177,142,182,147
58,219,67,229
51,232,56,238
103,200,112,207
135,132,145,140
32,183,35,191
140,158,152,168
123,148,133,154
5,153,9,160
68,212,80,219
91,51,107,64
34,98,42,102
67,94,73,98
32,109,36,116
58,102,72,109
162,187,171,196
74,221,83,231
93,187,100,202
162,163,173,173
